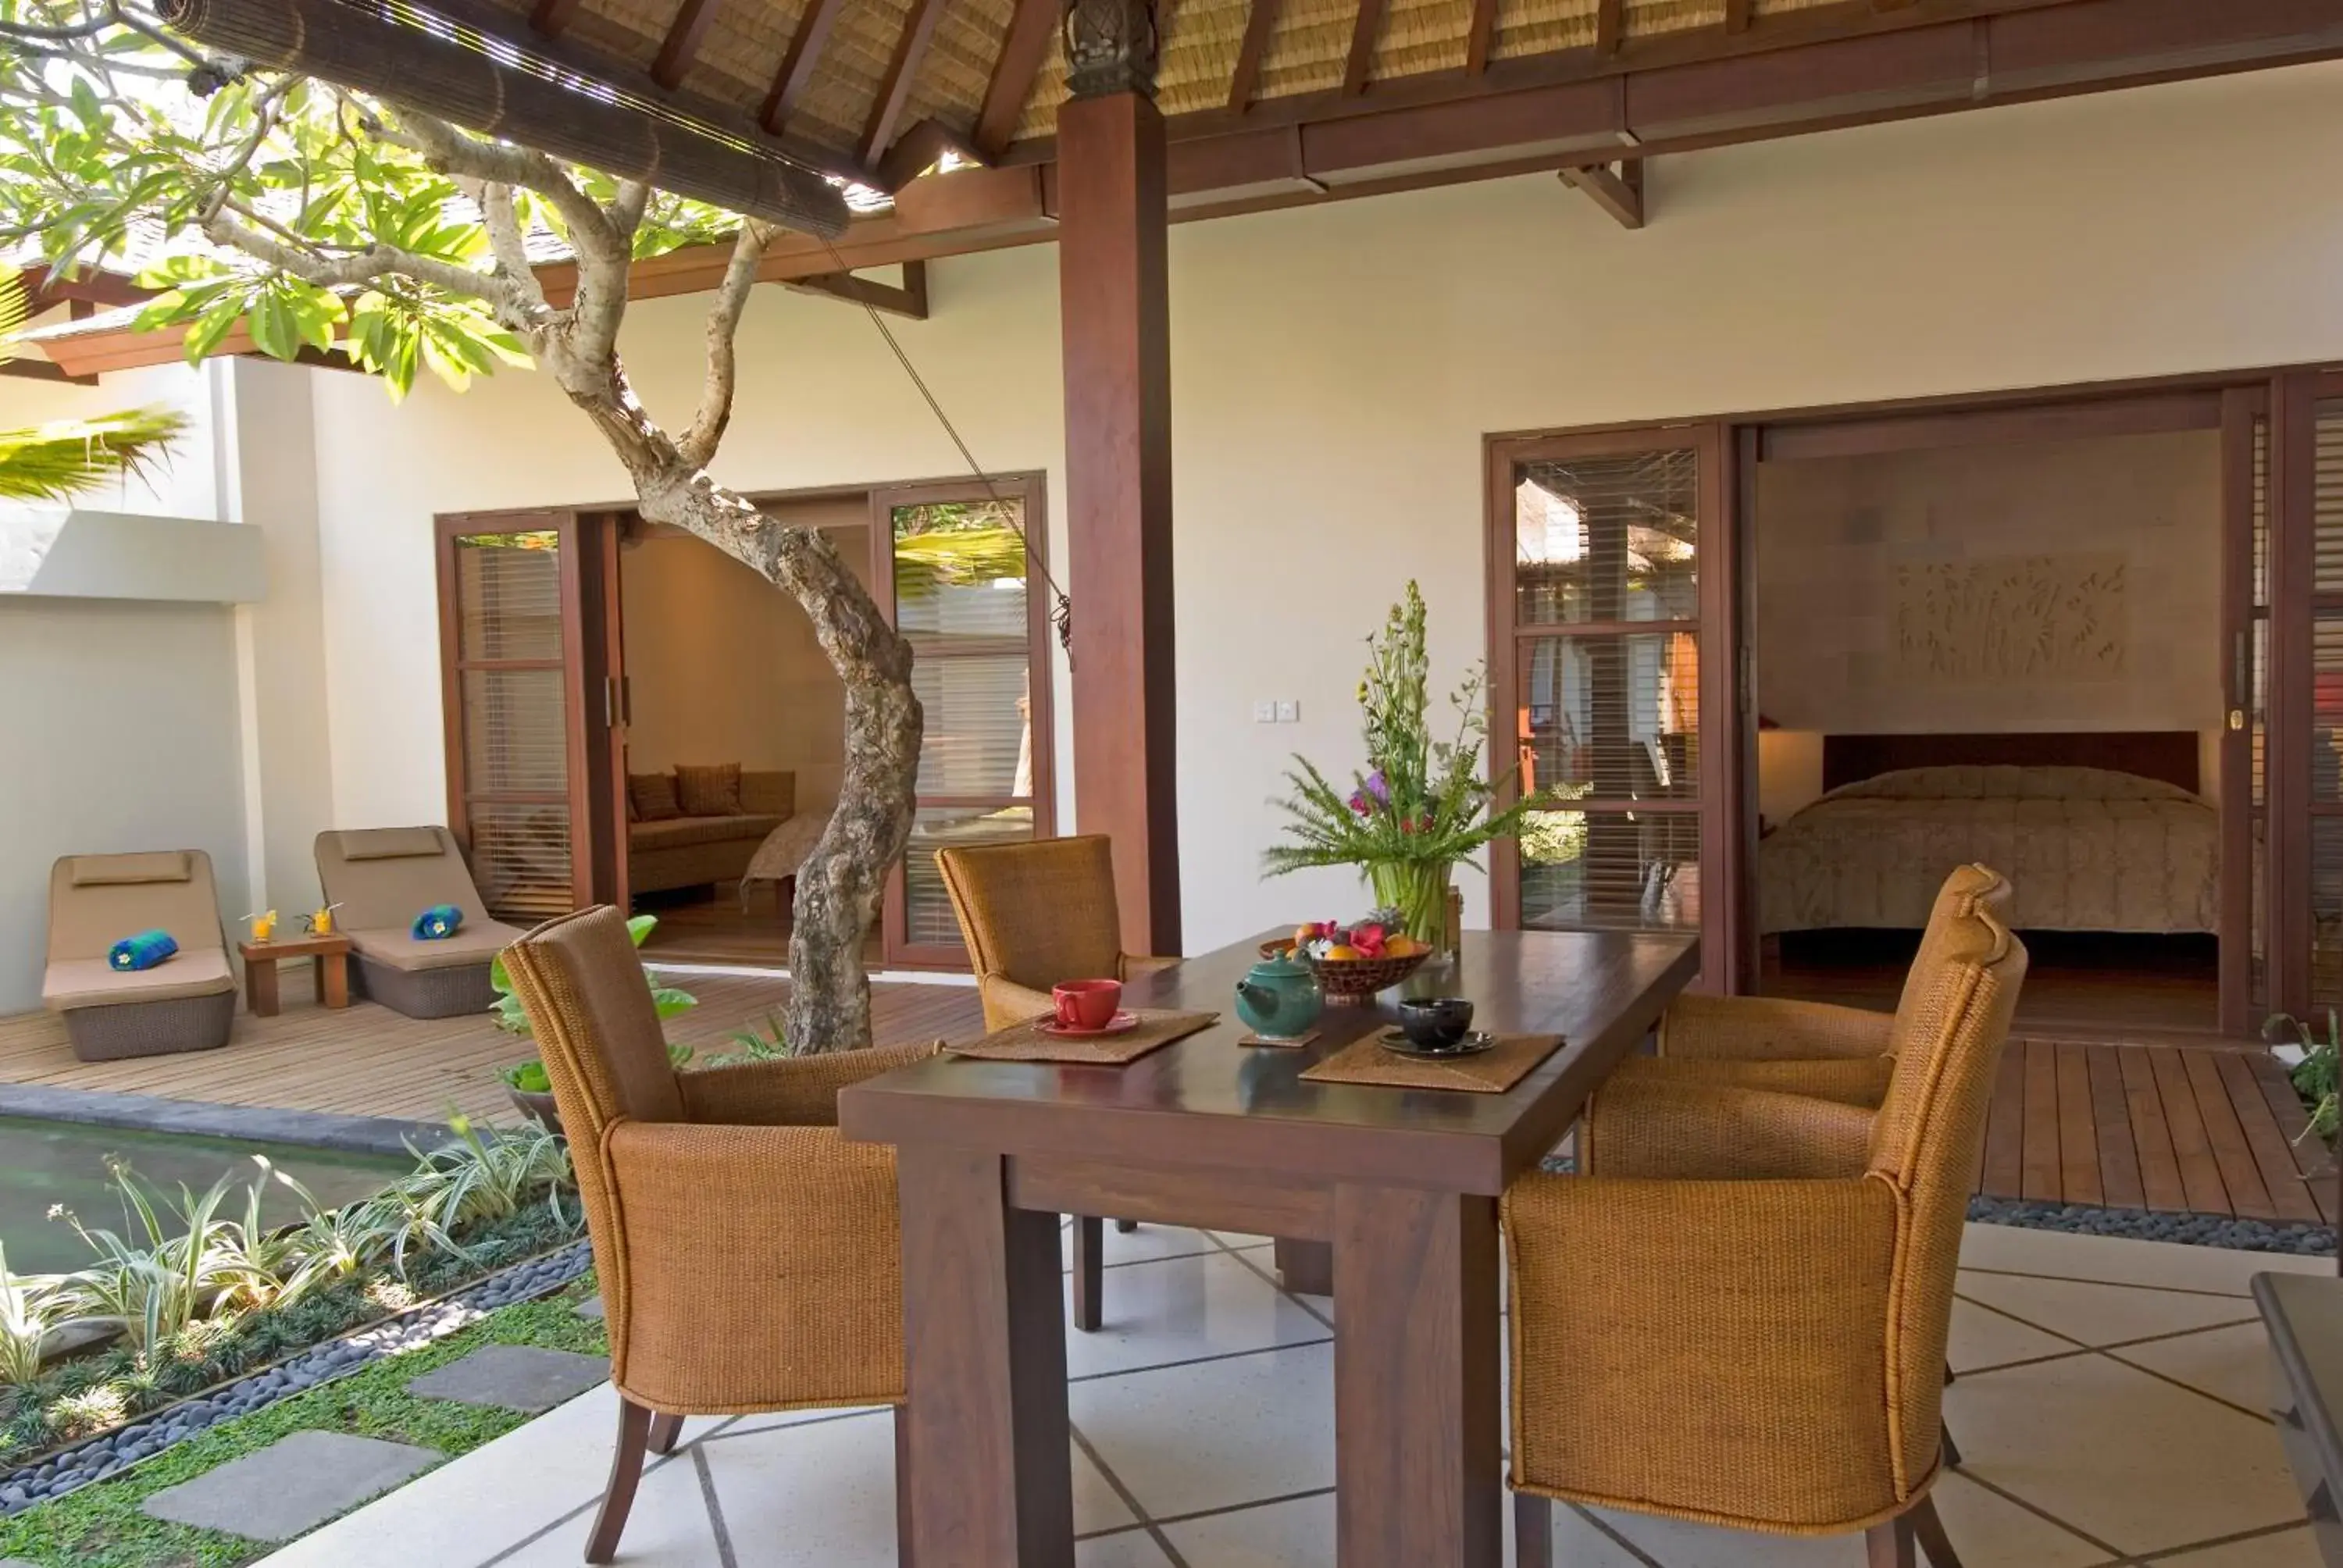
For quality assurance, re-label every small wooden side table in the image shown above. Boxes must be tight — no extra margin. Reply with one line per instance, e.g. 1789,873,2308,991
238,935,354,1017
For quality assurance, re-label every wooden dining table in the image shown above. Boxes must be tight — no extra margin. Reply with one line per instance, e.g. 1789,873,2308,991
838,925,1702,1568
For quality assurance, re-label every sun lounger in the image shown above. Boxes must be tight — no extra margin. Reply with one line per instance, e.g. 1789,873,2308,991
42,850,236,1061
314,827,527,1018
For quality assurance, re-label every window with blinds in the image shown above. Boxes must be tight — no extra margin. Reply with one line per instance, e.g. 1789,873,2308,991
2310,399,2343,1007
883,489,1048,960
1503,445,1705,935
447,529,576,921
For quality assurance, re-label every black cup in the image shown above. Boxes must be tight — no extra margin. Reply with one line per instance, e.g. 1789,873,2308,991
1396,996,1474,1049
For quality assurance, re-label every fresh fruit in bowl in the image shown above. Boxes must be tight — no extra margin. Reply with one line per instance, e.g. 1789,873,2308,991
1268,911,1433,1003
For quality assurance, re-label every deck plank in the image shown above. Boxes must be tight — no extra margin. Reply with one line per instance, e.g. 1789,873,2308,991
2219,1051,2323,1224
2084,1043,2143,1210
2149,1047,2232,1217
1978,1045,2026,1199
2054,1042,2103,1208
2117,1042,2189,1213
2021,1039,2062,1203
2181,1047,2277,1221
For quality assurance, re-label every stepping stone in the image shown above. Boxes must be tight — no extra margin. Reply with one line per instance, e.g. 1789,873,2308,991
404,1344,608,1413
575,1294,604,1320
141,1431,438,1542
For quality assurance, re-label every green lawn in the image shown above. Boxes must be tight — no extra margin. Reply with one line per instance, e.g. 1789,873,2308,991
0,1277,606,1568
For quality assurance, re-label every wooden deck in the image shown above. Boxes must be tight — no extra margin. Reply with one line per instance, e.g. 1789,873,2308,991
1977,1038,2336,1224
0,969,986,1131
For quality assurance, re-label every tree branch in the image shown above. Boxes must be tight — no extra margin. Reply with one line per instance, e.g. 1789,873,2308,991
200,208,523,316
609,179,651,242
469,179,553,317
381,105,628,269
678,217,774,469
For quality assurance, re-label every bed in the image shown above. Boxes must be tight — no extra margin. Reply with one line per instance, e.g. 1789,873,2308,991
1759,732,2218,936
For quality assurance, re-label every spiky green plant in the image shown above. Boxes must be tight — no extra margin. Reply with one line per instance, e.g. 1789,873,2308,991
49,1163,244,1353
0,1240,62,1387
0,266,187,503
2273,1010,2342,1144
380,1118,575,1273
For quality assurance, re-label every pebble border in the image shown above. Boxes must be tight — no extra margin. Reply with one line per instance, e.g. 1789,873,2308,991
1966,1195,2337,1256
0,1240,594,1518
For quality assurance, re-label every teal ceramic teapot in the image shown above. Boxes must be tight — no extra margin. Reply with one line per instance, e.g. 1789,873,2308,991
1234,950,1324,1041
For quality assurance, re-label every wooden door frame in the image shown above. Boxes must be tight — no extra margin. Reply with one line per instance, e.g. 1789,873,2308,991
868,472,1057,968
433,508,602,914
1483,421,1742,992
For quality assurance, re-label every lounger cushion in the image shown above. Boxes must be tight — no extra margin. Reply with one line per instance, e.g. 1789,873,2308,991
44,950,235,1010
69,851,191,886
348,921,526,973
337,827,449,861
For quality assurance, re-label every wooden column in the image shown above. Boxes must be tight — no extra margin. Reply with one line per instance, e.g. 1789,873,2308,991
1059,0,1182,957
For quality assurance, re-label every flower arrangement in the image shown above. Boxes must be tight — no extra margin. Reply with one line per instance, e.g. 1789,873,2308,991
1262,581,1554,948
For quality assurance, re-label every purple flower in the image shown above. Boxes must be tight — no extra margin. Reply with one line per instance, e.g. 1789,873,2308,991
1348,770,1390,815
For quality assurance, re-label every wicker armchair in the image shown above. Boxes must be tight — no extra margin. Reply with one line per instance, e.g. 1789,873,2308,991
1505,878,2028,1568
936,833,1177,1331
500,905,937,1565
1614,864,2013,1109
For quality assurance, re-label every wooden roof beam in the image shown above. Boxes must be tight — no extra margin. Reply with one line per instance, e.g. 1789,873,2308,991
861,0,947,167
875,116,985,191
529,0,579,39
1559,159,1642,227
0,355,97,385
1343,0,1386,94
651,0,723,88
977,0,1057,155
1594,0,1621,54
1724,0,1752,34
784,258,929,318
760,0,848,135
1229,0,1278,110
1464,0,1497,73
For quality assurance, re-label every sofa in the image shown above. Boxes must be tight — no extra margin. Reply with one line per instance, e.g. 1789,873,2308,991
627,767,795,896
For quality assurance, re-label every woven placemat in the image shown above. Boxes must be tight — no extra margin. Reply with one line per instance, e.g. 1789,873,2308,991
1300,1032,1564,1094
948,1010,1220,1065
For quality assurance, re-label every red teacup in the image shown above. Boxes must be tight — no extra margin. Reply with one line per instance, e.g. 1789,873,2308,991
1053,978,1122,1031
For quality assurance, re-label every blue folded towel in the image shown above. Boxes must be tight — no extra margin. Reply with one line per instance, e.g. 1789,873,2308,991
109,930,178,971
412,904,464,941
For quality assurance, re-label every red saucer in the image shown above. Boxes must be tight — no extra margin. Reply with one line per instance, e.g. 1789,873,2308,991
1036,1010,1140,1039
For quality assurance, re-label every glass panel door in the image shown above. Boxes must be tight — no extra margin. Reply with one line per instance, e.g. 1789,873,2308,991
1488,426,1742,987
873,478,1054,967
437,512,597,922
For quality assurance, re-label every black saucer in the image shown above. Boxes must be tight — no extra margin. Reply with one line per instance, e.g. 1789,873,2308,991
1377,1028,1497,1059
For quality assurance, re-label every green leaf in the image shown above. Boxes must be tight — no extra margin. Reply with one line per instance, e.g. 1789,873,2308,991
183,296,247,362
246,289,299,362
624,915,658,948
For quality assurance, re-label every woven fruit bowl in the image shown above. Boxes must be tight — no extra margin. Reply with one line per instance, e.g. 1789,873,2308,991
1260,938,1429,1005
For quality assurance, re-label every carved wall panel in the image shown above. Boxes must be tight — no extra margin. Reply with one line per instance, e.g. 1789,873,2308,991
1892,553,2127,682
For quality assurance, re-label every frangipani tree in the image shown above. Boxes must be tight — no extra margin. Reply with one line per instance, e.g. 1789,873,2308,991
0,0,920,1051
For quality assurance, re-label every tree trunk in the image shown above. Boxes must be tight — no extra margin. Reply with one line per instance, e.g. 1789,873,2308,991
540,341,921,1053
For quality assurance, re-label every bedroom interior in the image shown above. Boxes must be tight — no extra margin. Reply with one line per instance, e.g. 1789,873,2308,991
1751,426,2227,1038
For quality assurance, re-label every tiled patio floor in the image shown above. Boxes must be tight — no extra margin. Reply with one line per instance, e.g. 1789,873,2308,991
255,1222,2335,1568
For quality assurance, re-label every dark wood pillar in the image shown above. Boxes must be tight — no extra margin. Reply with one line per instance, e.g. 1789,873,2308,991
1059,0,1182,957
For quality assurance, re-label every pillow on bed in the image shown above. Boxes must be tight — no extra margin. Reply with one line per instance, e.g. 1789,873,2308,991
1819,765,2201,805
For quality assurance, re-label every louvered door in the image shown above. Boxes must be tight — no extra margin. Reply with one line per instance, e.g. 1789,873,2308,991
871,477,1057,968
1486,425,1748,989
436,511,615,923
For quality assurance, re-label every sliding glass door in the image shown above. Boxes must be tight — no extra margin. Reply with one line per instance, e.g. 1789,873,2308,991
1485,426,1749,989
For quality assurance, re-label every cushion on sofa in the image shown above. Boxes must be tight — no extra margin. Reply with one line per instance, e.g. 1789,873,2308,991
346,922,526,973
675,763,744,817
629,772,682,821
69,851,193,887
337,827,448,861
627,814,784,853
44,950,235,1010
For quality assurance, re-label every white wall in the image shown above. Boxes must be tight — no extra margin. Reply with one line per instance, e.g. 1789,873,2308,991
298,60,2343,956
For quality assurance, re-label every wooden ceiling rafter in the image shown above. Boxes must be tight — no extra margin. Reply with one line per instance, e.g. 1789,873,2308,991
861,0,947,167
1593,0,1621,55
528,0,580,39
1724,0,1752,33
651,0,725,88
977,0,1058,153
1228,0,1279,110
1464,0,1497,73
1343,0,1387,95
1559,159,1643,226
784,257,929,315
759,0,850,135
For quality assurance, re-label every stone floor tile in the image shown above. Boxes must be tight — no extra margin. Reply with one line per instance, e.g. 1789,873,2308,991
405,1343,611,1413
1068,1341,1334,1521
1950,1349,2302,1555
1062,1249,1330,1380
1949,1293,2084,1372
1063,1224,1227,1273
2151,1524,2326,1564
254,1385,626,1568
1074,1529,1177,1567
1956,1271,2262,1347
142,1431,440,1543
574,1295,604,1320
1959,1223,2332,1298
2109,1323,2281,1418
495,1440,717,1566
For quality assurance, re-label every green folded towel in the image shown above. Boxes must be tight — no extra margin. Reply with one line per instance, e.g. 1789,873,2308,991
109,930,178,971
412,904,464,941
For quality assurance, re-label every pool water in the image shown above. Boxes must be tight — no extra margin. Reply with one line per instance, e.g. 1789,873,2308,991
0,1118,412,1276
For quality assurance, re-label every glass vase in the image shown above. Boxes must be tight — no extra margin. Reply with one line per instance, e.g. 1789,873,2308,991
1366,858,1454,955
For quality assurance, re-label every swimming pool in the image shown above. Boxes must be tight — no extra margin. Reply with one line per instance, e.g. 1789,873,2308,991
0,1117,412,1275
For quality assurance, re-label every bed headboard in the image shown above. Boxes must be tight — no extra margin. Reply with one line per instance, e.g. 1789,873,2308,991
1820,732,2201,796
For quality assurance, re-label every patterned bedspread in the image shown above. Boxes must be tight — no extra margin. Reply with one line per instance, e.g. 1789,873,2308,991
1759,764,2218,935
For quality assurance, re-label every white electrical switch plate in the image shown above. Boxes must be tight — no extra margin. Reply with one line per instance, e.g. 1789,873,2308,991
1254,700,1277,723
1275,700,1300,723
